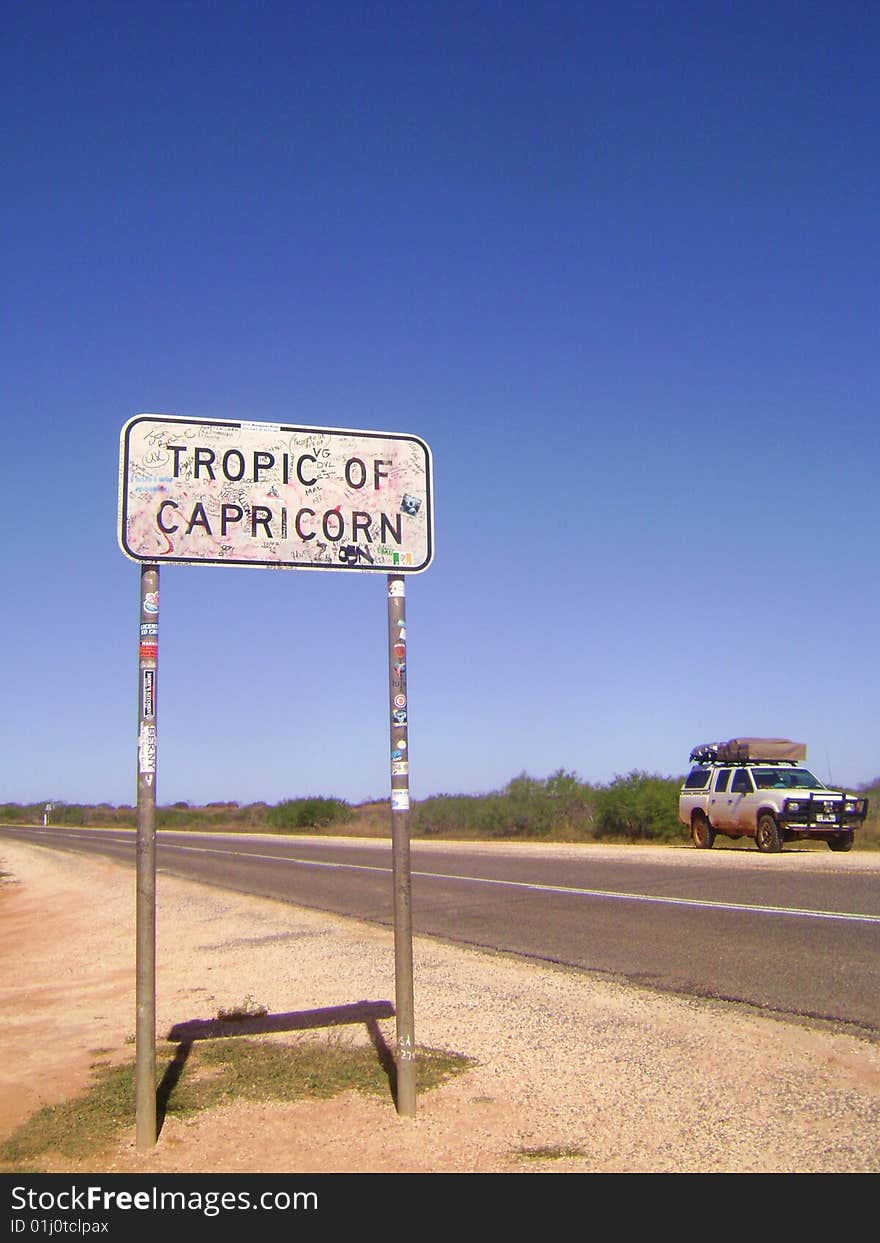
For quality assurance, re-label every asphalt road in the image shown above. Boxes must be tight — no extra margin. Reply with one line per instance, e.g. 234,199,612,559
2,825,879,1034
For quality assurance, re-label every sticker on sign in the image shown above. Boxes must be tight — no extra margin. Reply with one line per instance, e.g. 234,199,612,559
118,414,434,572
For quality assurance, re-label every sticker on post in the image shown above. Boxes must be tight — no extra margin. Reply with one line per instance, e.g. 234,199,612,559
138,723,157,773
392,761,409,776
142,669,155,719
388,579,405,598
391,789,410,811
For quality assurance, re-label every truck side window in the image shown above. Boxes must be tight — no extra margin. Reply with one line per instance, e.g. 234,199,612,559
731,769,753,794
713,770,731,792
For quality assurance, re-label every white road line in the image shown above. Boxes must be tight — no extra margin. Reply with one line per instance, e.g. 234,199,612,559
158,842,880,926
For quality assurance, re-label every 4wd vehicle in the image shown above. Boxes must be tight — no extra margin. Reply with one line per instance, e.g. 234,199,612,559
679,737,869,853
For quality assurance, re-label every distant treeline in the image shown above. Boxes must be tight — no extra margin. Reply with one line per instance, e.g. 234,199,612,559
2,770,878,846
0,797,354,832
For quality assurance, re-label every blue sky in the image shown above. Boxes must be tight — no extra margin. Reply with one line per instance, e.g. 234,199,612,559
3,1,878,808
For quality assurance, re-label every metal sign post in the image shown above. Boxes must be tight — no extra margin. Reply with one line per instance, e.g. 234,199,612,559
135,564,159,1148
387,575,416,1116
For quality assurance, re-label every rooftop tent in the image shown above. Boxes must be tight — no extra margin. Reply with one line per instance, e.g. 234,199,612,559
717,738,807,763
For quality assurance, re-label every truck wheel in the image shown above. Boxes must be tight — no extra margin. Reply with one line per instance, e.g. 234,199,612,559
691,813,715,849
828,832,854,852
755,813,783,854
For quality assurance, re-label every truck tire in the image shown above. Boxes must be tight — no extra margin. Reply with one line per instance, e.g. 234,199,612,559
755,812,783,854
691,812,715,849
827,832,854,852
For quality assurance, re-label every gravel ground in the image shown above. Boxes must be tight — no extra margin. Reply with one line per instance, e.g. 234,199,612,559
1,837,879,1174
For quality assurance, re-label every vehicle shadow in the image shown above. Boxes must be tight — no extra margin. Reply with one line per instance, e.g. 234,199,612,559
158,999,397,1132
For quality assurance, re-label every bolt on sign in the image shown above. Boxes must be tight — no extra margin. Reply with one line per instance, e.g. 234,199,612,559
118,414,434,573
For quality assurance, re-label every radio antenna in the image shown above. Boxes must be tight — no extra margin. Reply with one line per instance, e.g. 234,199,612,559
825,746,834,785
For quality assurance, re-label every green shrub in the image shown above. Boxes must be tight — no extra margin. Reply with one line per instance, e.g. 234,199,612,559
592,770,682,842
53,803,89,826
156,806,199,828
412,783,556,839
412,794,478,837
413,770,596,840
858,780,879,848
0,803,40,823
265,797,354,832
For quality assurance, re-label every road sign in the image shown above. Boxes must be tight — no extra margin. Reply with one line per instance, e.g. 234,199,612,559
118,413,434,572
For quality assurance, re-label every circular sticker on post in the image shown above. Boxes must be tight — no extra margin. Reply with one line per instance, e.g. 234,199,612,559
393,694,406,709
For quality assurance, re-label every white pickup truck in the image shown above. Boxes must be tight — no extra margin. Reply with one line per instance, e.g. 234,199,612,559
679,737,869,853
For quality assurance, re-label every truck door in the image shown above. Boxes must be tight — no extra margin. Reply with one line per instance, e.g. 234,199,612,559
709,768,733,827
728,767,757,832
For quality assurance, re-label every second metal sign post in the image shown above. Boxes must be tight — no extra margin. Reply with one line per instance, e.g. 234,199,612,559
387,574,416,1116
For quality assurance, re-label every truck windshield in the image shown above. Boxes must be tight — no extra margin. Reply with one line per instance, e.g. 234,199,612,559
752,768,826,790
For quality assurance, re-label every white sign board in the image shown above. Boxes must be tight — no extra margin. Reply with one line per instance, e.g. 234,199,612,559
119,414,434,572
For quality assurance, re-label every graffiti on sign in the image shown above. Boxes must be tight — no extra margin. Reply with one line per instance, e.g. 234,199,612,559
119,416,433,573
